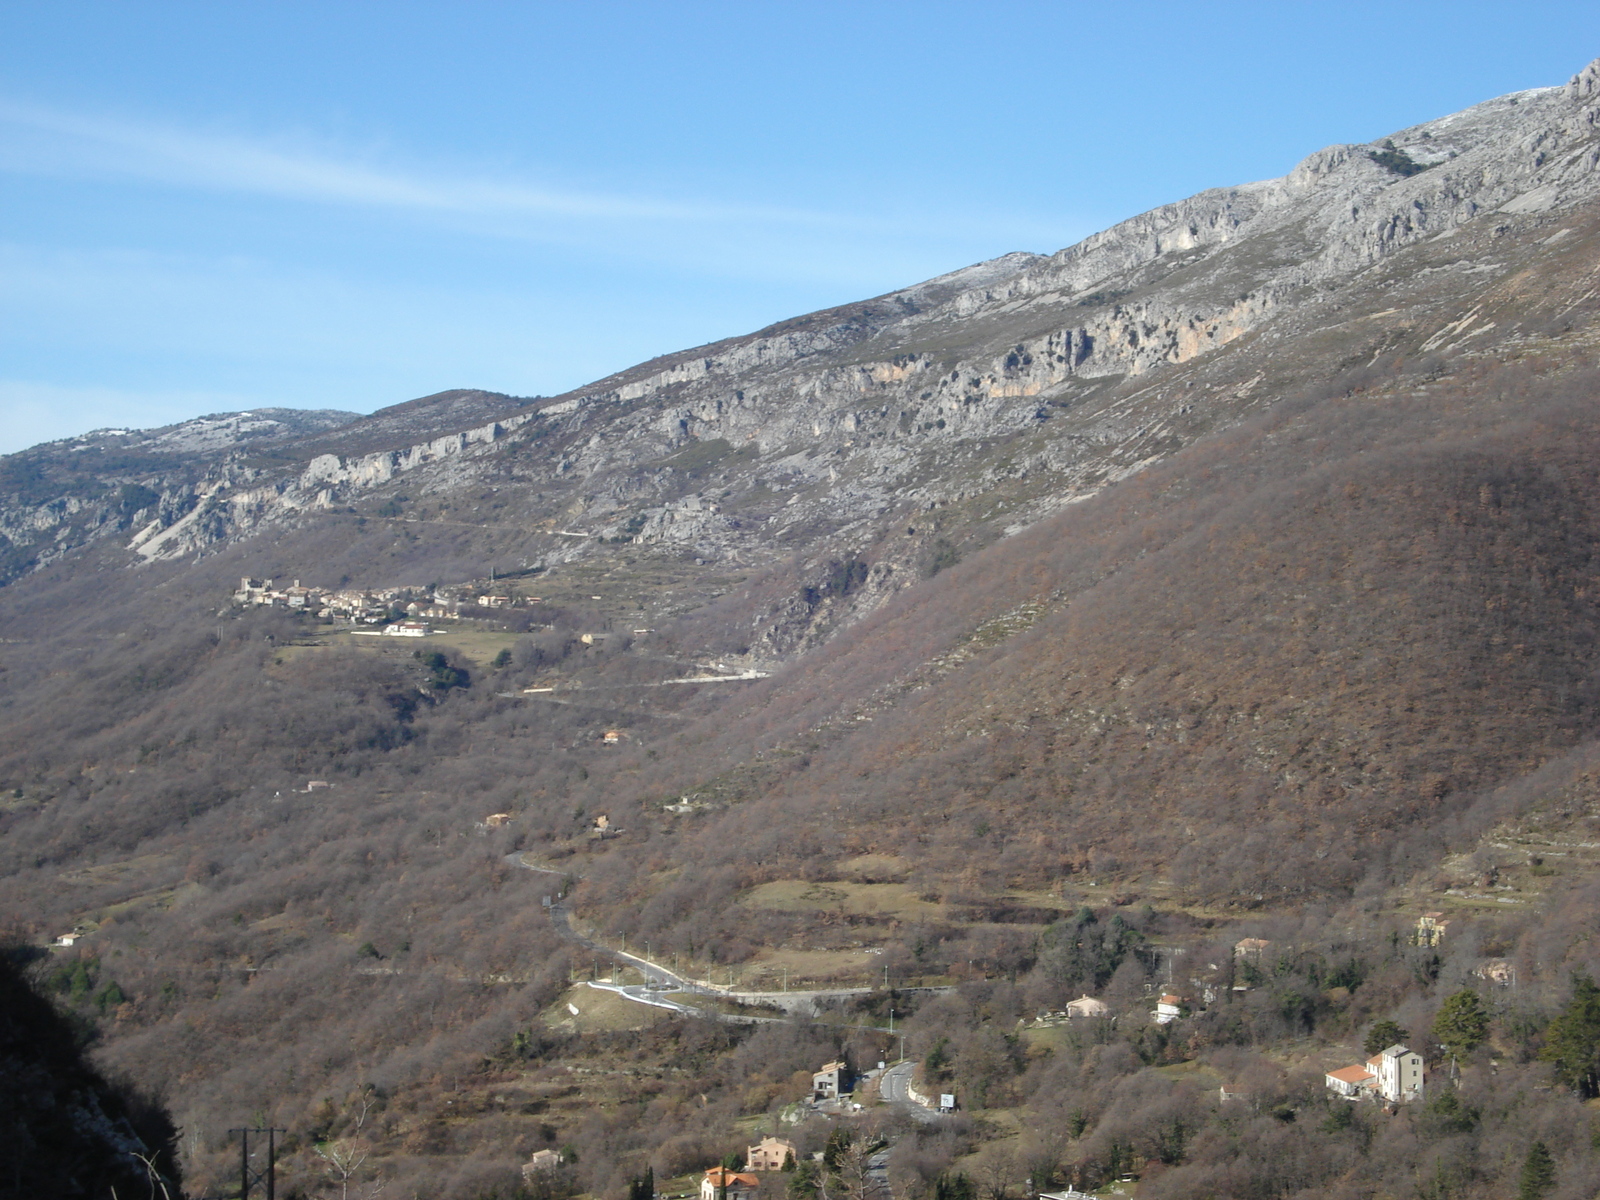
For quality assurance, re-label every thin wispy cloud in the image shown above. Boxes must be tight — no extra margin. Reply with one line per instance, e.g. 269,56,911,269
0,98,1078,255
0,99,863,230
0,97,1078,451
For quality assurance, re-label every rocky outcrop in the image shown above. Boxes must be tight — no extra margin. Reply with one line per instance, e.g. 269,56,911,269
298,414,536,492
5,57,1600,638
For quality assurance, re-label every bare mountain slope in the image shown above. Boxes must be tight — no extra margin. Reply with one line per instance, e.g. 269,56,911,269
585,347,1600,918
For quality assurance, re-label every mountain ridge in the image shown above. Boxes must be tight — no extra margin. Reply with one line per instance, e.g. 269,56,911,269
5,58,1599,622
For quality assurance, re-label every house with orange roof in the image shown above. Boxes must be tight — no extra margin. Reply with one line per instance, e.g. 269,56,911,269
701,1167,760,1200
1324,1064,1376,1098
1325,1044,1424,1102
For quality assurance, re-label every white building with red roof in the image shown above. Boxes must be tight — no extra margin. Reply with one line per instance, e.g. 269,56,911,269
1326,1044,1424,1102
701,1167,760,1200
1324,1064,1376,1097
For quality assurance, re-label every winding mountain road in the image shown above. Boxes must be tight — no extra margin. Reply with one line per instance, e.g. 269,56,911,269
505,852,950,1028
879,1061,942,1124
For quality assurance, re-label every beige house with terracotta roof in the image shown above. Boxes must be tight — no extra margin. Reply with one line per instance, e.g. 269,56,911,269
747,1136,796,1171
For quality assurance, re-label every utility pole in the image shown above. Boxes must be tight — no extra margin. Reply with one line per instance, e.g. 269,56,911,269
230,1127,285,1200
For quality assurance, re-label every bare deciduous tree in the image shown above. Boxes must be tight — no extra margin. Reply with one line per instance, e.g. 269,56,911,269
315,1140,373,1200
976,1147,1020,1200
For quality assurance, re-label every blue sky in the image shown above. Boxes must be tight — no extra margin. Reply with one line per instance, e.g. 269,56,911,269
3,2,1599,454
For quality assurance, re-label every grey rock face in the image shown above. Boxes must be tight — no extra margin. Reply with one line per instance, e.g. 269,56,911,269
5,58,1600,649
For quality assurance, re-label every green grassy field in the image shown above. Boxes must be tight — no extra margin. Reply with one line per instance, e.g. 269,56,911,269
540,983,670,1032
276,625,523,669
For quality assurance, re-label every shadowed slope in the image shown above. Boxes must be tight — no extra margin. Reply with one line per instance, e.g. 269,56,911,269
574,355,1600,919
0,953,182,1200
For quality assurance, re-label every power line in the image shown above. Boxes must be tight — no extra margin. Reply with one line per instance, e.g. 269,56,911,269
229,1127,286,1200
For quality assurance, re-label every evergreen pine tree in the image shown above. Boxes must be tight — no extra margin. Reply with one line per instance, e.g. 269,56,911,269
1432,989,1490,1064
1540,974,1600,1097
1363,1019,1409,1056
1517,1141,1555,1200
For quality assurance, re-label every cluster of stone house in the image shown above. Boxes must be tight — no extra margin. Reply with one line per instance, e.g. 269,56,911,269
523,1137,798,1194
1139,937,1278,1021
234,577,330,610
1043,956,1269,1028
233,576,434,622
1035,932,1447,1036
1325,1045,1426,1103
233,576,540,624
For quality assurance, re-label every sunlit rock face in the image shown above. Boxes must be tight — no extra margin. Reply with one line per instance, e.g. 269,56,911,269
4,59,1600,656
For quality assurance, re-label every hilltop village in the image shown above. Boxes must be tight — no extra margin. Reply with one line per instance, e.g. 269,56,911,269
232,575,538,626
